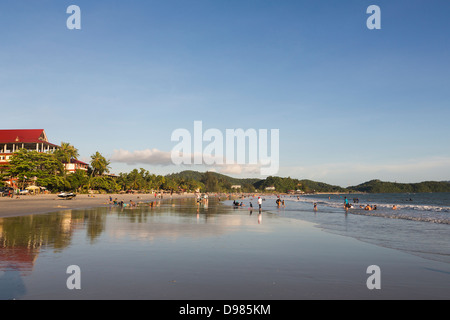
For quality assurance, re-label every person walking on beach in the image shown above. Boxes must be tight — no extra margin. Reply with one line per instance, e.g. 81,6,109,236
258,197,262,209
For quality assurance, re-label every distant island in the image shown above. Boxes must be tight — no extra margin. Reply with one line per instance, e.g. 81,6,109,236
346,179,450,194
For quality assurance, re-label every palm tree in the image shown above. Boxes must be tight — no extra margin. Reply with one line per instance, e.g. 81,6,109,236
90,151,110,177
54,142,80,182
55,142,79,165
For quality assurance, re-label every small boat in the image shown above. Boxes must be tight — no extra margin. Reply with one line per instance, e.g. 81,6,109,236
58,192,76,199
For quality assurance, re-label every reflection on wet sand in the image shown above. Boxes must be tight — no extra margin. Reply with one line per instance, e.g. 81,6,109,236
106,199,270,242
1,198,270,299
0,209,103,274
0,210,87,299
0,198,227,246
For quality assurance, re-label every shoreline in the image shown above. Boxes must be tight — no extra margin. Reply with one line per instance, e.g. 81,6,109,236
0,192,198,219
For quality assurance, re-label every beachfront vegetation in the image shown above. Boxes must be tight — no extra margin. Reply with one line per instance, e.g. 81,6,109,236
115,168,204,193
7,149,65,190
4,148,121,193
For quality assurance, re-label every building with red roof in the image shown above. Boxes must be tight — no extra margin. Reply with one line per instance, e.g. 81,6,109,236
0,129,88,174
64,158,89,173
0,129,60,165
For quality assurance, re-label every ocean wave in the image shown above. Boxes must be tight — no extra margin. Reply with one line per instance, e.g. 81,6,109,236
349,209,450,224
279,196,450,225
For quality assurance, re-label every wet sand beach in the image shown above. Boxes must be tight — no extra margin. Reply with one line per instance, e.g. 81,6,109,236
1,196,449,300
0,193,196,218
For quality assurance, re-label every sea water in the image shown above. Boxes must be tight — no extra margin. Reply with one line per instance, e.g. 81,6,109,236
228,193,450,264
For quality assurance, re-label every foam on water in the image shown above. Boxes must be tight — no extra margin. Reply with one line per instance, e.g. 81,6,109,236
285,193,450,224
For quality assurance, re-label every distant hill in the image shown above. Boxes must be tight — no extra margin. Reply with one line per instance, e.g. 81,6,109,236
166,170,345,193
348,179,450,193
165,170,450,193
298,179,347,193
166,170,261,186
165,170,262,192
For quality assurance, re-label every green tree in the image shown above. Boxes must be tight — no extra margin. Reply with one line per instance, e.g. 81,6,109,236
162,177,178,191
127,169,145,190
151,175,165,190
55,142,79,164
90,151,110,176
90,176,119,193
66,169,89,192
8,149,64,189
202,171,219,192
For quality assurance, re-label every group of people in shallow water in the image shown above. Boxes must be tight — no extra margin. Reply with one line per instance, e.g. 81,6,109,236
110,197,138,208
232,196,264,210
343,197,398,211
235,196,284,209
233,200,246,207
276,198,285,208
109,196,160,208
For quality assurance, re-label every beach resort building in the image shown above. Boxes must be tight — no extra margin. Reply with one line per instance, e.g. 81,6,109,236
0,129,59,164
63,159,89,173
0,129,88,173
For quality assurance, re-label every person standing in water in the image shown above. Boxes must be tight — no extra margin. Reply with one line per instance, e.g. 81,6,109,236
344,197,350,211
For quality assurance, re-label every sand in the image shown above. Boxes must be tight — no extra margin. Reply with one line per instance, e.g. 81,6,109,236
0,192,196,218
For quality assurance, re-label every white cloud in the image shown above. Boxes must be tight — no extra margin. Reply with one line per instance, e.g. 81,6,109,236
111,149,173,165
111,148,271,176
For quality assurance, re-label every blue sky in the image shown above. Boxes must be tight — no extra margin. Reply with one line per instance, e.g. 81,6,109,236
1,0,449,186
